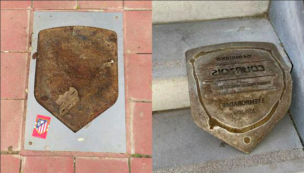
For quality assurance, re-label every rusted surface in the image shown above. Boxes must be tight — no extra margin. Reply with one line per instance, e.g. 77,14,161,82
34,26,118,132
186,42,292,153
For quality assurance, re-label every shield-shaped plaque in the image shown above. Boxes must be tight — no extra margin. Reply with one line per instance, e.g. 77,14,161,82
186,42,292,153
34,26,118,132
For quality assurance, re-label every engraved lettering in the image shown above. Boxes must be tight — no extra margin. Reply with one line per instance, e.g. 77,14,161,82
234,109,256,115
211,64,265,76
216,54,252,61
221,98,265,108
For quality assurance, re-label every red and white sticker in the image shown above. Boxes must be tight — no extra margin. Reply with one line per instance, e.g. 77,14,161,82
32,115,51,139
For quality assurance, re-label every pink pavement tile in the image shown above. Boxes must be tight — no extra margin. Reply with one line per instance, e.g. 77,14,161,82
124,11,152,54
124,1,152,9
1,1,31,9
1,53,28,99
22,156,74,173
76,157,129,173
1,10,29,51
0,155,21,173
33,0,77,9
78,1,123,9
131,158,152,173
125,54,152,101
1,100,24,152
131,102,152,155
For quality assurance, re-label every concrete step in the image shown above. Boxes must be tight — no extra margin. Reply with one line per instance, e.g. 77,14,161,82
153,109,304,172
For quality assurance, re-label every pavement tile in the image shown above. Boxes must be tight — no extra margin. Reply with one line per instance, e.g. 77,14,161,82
131,102,152,155
33,1,77,9
1,1,31,9
1,10,29,51
124,1,152,9
78,1,123,9
76,157,129,173
125,54,152,101
124,11,152,54
22,156,74,173
0,155,21,173
131,158,152,173
1,53,28,99
1,100,24,152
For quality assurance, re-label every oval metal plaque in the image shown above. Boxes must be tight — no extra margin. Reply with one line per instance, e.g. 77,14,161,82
34,26,118,132
186,42,292,153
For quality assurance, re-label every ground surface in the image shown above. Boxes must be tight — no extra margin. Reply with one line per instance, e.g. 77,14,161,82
152,18,304,172
1,1,152,173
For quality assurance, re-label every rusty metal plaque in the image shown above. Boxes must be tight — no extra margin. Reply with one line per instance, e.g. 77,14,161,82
186,42,292,153
34,26,118,132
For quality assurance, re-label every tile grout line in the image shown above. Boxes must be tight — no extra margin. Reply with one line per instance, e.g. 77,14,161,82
26,8,31,54
19,156,23,173
0,151,20,155
74,157,76,173
1,98,26,100
128,157,131,173
129,98,152,103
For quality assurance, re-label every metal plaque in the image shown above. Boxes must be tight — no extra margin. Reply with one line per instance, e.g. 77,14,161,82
186,42,292,153
34,26,118,132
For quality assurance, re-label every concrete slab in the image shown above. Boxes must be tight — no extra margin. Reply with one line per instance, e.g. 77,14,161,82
152,1,269,24
269,1,304,143
218,158,304,173
152,18,292,111
153,109,303,170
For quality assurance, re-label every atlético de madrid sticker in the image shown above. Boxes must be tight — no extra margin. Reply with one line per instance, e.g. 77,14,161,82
32,115,51,139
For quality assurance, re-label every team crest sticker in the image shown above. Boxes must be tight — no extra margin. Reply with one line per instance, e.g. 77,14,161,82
32,115,51,139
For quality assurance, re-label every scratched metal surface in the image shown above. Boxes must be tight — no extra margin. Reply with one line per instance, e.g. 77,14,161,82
35,26,119,132
24,12,126,153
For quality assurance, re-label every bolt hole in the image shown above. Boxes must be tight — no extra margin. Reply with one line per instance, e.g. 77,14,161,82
244,137,250,144
115,16,118,19
29,141,33,145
